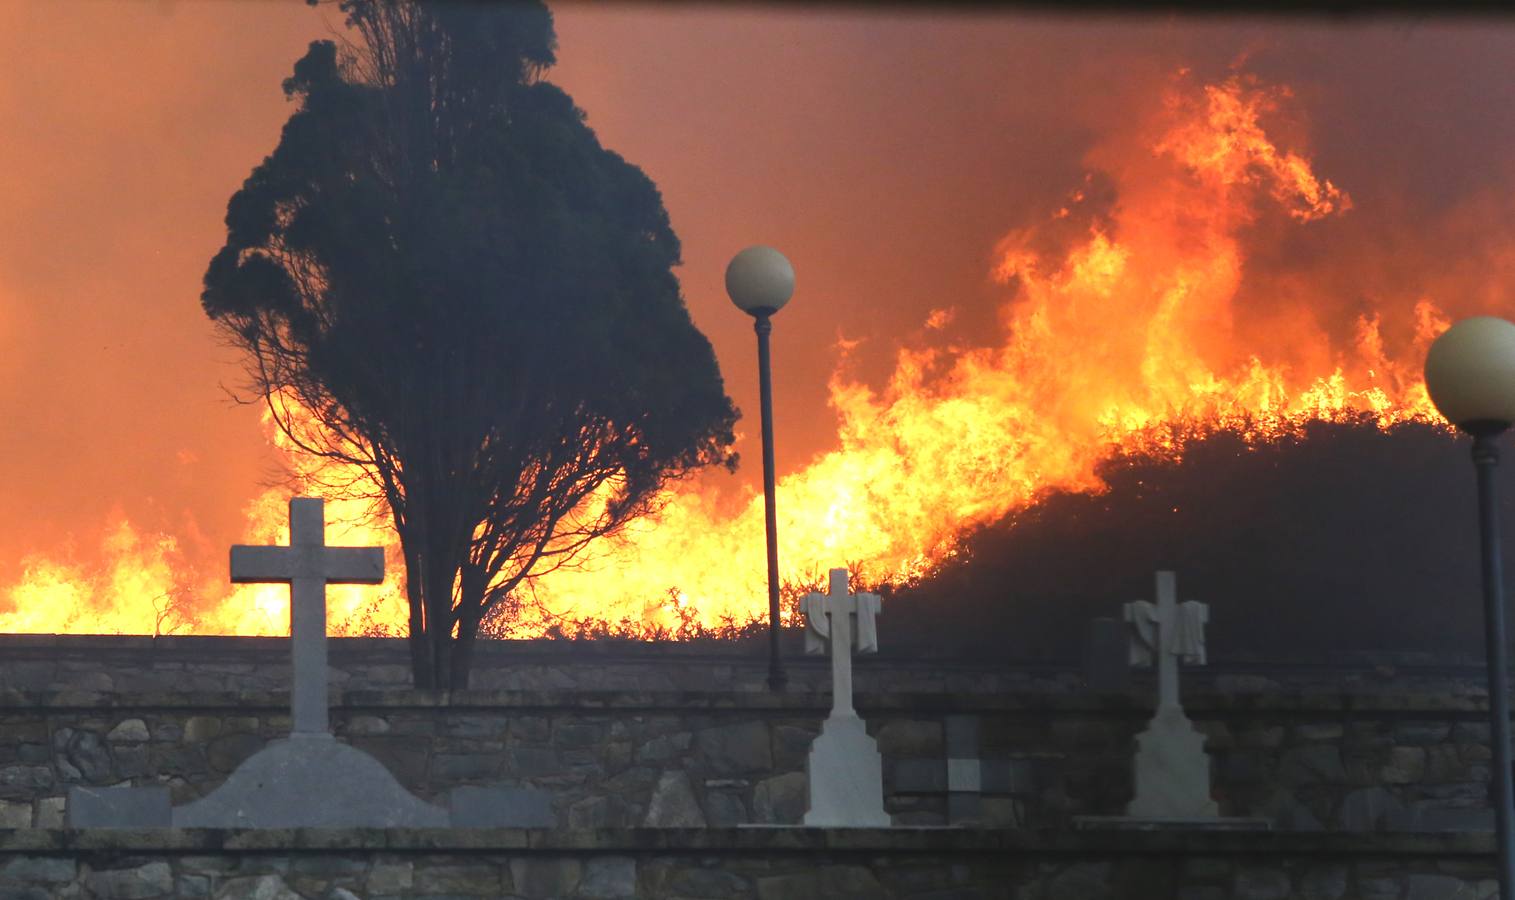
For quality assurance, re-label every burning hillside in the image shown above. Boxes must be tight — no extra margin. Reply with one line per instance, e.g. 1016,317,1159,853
0,68,1470,637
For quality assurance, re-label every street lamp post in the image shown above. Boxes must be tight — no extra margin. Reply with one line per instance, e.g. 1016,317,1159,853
726,246,796,693
1425,316,1515,900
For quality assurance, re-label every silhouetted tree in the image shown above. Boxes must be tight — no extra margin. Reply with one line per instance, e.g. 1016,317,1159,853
202,0,738,689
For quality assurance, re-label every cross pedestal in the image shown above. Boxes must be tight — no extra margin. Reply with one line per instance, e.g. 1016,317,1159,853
801,568,889,827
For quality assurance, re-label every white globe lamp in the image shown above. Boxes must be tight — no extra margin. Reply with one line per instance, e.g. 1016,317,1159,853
725,246,795,316
1425,316,1515,432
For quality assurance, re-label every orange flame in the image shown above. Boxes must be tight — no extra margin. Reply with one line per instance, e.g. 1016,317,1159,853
0,70,1451,637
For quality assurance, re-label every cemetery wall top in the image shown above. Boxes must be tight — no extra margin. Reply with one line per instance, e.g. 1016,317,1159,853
0,633,1490,697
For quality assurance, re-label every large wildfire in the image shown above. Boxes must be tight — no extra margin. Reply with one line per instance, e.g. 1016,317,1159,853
0,69,1453,638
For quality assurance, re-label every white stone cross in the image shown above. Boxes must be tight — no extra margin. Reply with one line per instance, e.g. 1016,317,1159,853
802,567,880,720
1120,570,1219,819
1123,570,1208,712
231,497,384,735
799,567,889,827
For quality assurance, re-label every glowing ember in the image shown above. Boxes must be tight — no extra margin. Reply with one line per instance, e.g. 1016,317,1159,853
0,70,1449,637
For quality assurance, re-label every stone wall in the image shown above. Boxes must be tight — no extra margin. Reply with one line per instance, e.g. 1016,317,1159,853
0,829,1497,899
0,688,1496,834
0,636,1501,836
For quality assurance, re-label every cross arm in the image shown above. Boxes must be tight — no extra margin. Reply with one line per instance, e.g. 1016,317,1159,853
322,547,385,584
230,546,384,584
230,546,295,584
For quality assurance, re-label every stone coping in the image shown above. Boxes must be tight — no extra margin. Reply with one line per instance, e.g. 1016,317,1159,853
0,633,1491,669
0,828,1491,857
0,634,981,665
0,688,1492,715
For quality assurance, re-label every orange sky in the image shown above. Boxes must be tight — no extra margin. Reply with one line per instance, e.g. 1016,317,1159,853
0,3,1512,624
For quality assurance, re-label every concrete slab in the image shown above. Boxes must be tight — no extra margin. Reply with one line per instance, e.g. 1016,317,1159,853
449,785,555,828
66,785,171,828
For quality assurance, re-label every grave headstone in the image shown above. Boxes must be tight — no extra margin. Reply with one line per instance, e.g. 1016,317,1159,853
228,496,385,736
799,567,890,827
1123,570,1217,818
68,497,551,828
1074,572,1266,832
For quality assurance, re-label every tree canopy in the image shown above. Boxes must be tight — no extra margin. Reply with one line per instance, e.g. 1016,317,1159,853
202,0,738,688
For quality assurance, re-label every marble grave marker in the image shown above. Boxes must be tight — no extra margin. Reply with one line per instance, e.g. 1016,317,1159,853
228,496,385,735
169,497,449,827
1122,570,1217,818
70,497,550,828
799,568,890,827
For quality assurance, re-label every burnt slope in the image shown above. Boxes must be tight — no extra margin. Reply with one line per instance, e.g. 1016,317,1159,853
881,419,1499,659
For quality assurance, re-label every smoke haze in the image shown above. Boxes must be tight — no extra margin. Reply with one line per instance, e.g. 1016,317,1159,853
0,4,1511,635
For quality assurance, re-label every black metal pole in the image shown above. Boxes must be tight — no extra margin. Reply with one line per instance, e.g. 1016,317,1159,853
1473,426,1515,900
755,312,787,692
